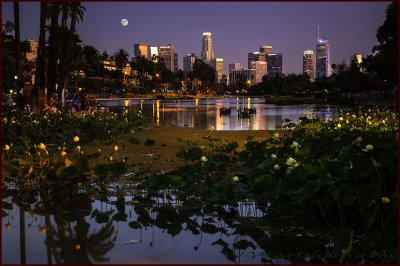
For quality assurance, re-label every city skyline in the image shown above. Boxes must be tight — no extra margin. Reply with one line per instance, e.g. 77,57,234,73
2,2,388,74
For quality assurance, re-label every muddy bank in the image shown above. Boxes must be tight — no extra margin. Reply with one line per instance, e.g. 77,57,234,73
82,126,286,170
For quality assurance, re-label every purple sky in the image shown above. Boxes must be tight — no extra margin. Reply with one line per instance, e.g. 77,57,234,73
2,1,389,74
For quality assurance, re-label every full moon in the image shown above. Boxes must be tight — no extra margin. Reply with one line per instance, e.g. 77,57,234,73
121,19,128,26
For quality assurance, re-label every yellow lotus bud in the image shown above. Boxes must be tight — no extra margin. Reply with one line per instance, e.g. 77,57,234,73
381,197,390,204
27,166,33,176
4,145,10,151
61,151,67,157
73,136,79,142
38,143,46,150
110,156,113,161
114,145,119,151
65,158,72,167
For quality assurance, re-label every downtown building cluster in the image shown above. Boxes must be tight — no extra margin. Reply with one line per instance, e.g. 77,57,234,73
120,31,362,86
25,31,361,87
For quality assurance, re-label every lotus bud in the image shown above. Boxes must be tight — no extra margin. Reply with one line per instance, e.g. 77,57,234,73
381,197,390,204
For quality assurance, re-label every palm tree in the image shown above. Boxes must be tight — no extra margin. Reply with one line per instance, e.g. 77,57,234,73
135,55,148,90
57,2,85,105
32,2,48,112
47,2,60,100
113,48,129,69
113,49,129,91
60,3,86,30
14,2,22,108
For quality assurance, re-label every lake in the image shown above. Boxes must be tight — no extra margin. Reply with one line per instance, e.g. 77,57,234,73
97,97,341,130
2,181,332,264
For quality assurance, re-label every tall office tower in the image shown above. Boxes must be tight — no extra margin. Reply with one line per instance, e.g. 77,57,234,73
259,45,272,61
134,44,151,61
183,53,197,73
211,58,224,83
229,62,241,74
158,45,175,72
201,32,214,65
267,53,283,77
174,53,179,72
316,37,331,78
303,50,315,80
255,61,267,84
150,46,158,61
248,52,262,69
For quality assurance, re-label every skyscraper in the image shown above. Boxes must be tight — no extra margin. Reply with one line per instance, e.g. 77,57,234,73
174,53,179,72
267,53,282,77
134,44,151,61
259,45,272,61
201,32,214,65
229,62,241,74
211,58,224,83
158,45,175,72
316,37,331,78
303,50,315,80
255,61,267,84
150,46,158,61
248,52,261,69
183,53,197,73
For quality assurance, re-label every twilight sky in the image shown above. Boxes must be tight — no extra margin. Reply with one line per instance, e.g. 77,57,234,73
2,1,389,74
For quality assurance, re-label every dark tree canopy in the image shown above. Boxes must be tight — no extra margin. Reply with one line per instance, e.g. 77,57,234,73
364,2,398,89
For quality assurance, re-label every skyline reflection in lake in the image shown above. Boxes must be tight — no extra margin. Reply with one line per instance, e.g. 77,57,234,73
98,97,340,130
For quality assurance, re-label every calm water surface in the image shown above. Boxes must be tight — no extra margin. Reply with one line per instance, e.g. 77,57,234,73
2,181,331,264
98,97,340,130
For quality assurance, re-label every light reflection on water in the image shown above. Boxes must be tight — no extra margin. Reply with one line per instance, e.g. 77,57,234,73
98,97,339,130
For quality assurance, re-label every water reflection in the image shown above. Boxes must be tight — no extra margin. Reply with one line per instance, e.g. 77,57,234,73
99,97,340,130
2,182,116,264
2,181,334,264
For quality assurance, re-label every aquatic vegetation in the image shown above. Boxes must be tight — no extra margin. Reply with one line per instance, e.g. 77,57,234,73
136,107,398,263
1,107,398,263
